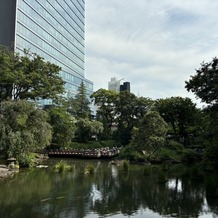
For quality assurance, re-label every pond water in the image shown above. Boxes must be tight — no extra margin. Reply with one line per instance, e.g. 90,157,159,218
0,158,218,218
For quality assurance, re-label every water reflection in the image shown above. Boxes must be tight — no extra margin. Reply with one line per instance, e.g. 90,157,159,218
0,160,217,218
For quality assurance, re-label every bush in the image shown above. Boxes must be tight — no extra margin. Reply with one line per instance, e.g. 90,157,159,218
167,140,184,152
151,147,180,163
54,160,72,173
18,153,37,167
85,163,95,174
99,140,121,148
182,149,197,163
119,146,145,162
123,160,130,171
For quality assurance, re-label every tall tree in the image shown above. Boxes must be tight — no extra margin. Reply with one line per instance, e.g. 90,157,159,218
114,91,138,145
74,118,103,143
185,58,218,166
0,47,65,102
114,92,154,145
185,57,218,105
47,106,76,148
70,82,91,119
155,97,200,146
91,89,118,139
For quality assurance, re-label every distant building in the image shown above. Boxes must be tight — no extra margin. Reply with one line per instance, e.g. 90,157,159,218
120,82,130,92
0,0,93,106
108,77,123,92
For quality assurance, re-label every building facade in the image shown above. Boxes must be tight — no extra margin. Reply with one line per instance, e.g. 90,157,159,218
0,0,93,105
108,77,123,92
120,82,130,92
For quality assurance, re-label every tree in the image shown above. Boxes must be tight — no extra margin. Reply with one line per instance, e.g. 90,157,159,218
114,91,138,145
114,92,153,145
155,97,200,145
185,58,218,167
185,57,218,105
69,82,91,119
0,46,65,101
47,106,76,148
132,111,168,155
74,118,103,143
0,100,52,166
91,89,118,139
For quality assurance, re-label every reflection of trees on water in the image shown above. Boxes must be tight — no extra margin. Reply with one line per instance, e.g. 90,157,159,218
0,161,217,218
90,163,218,218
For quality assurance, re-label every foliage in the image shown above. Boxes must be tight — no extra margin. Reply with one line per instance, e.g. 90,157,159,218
132,111,168,155
119,146,145,162
151,147,180,163
155,97,201,145
68,82,91,119
18,153,37,167
47,106,76,148
99,140,121,148
185,58,218,167
113,92,154,145
74,118,103,143
185,57,218,105
203,145,218,169
91,89,118,139
54,160,72,173
91,89,153,143
123,160,130,171
0,46,65,102
85,163,95,174
166,140,184,152
0,100,52,166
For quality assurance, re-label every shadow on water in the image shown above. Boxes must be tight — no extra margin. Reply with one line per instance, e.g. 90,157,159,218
0,159,218,218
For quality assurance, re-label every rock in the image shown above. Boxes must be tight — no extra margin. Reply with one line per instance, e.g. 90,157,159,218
0,165,18,180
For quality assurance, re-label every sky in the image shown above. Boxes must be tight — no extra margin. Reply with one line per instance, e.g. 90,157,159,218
85,0,218,106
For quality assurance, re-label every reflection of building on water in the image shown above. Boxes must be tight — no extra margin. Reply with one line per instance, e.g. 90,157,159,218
90,184,102,206
167,179,182,192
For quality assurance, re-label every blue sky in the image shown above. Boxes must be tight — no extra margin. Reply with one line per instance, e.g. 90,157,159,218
85,0,218,106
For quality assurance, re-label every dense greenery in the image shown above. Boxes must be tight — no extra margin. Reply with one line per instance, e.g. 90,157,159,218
0,100,52,166
0,46,65,102
0,46,217,170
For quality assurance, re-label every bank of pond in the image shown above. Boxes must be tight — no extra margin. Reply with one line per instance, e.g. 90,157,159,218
0,158,218,218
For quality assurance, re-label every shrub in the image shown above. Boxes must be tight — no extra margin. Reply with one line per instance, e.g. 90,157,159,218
123,160,130,171
54,160,72,173
85,163,95,174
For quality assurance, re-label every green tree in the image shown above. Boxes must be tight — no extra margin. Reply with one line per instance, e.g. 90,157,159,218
155,97,200,146
185,57,218,105
74,118,103,143
69,82,91,119
47,106,76,148
91,89,118,139
132,111,168,155
114,92,153,145
185,58,218,167
0,100,52,166
0,47,65,101
114,91,138,145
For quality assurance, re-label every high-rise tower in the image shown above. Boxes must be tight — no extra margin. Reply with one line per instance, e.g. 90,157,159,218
0,0,93,105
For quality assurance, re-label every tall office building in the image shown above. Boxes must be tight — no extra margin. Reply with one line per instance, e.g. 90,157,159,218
0,0,93,105
108,77,123,92
120,82,130,92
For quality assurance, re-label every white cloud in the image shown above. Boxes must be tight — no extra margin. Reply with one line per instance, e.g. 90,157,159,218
85,0,218,106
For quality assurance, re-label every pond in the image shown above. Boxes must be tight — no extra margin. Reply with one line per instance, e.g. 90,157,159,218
0,158,218,218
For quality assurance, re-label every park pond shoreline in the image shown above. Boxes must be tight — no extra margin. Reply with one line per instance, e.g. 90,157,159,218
0,158,217,218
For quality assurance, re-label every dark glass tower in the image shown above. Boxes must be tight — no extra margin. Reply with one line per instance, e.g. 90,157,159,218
0,0,93,105
120,82,130,92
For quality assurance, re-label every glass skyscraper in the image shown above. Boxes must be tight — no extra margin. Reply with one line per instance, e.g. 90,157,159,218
0,0,93,105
